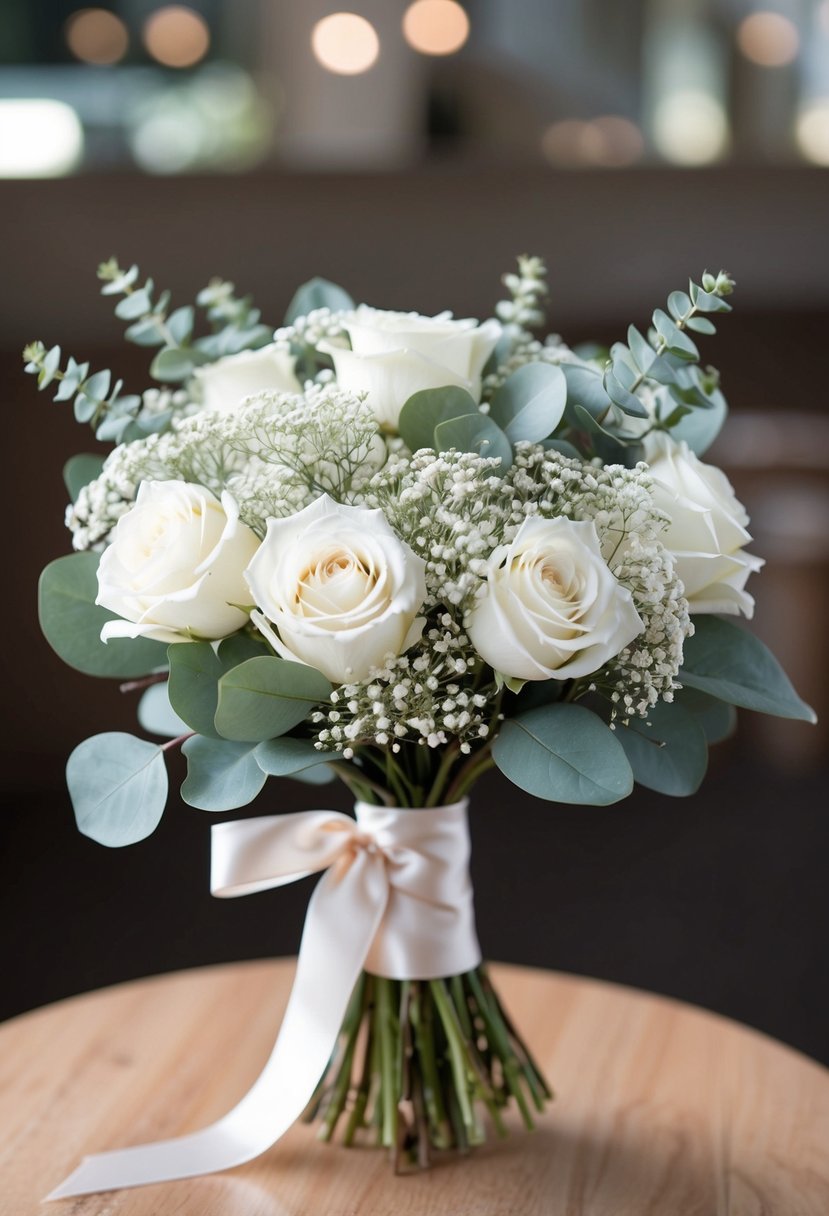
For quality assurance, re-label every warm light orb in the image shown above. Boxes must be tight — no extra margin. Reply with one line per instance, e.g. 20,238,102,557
653,90,729,165
0,99,84,178
796,99,829,165
143,6,210,69
403,0,470,56
737,11,800,67
541,116,643,168
311,13,380,76
65,8,129,65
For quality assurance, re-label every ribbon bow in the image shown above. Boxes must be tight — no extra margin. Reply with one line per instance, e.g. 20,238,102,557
47,799,480,1199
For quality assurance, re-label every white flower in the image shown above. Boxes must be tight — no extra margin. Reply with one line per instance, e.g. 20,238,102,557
466,516,644,681
646,434,763,617
192,344,301,413
245,495,427,684
96,481,260,645
321,305,502,430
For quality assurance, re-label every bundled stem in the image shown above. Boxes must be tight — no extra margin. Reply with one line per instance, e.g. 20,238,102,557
303,965,552,1168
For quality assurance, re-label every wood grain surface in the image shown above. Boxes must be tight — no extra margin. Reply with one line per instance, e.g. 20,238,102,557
0,960,826,1215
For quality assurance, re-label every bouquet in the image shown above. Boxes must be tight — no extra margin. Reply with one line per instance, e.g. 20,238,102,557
25,258,814,1199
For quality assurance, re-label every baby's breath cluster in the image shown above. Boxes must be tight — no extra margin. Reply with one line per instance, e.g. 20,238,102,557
507,446,691,718
312,614,496,756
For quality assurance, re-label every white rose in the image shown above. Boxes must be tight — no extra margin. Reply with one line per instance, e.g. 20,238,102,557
96,481,260,645
467,516,644,681
647,434,763,617
193,344,301,413
245,495,427,684
321,305,502,430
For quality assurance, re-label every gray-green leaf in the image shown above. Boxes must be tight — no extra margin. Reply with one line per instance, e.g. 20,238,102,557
492,704,634,805
284,277,355,325
615,700,708,796
433,412,512,469
181,736,266,810
398,386,478,453
255,736,334,775
63,453,105,502
39,554,167,678
680,617,816,722
488,363,566,443
67,732,168,847
215,656,332,742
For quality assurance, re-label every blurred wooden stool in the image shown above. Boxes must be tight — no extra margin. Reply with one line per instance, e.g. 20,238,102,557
1,959,827,1214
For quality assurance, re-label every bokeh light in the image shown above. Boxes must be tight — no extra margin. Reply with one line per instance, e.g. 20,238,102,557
796,99,829,165
143,6,210,69
541,116,643,168
311,13,380,76
65,8,129,66
652,90,729,165
0,99,84,177
403,1,470,57
737,11,800,67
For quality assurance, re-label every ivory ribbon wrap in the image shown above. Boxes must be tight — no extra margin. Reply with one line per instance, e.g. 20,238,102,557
47,799,480,1200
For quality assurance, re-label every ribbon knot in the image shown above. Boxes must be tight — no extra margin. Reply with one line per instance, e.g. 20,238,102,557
47,799,480,1200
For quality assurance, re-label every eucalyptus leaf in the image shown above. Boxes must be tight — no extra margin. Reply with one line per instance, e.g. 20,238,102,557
255,736,334,775
680,617,816,722
398,386,478,453
181,736,266,811
167,305,195,345
215,656,332,742
542,438,582,460
167,634,266,739
284,277,355,325
667,387,728,456
137,682,189,738
63,453,105,502
39,554,167,678
433,412,512,468
562,363,613,422
488,363,566,443
67,732,168,847
615,700,708,796
492,704,633,805
675,687,737,744
150,346,195,383
604,367,648,418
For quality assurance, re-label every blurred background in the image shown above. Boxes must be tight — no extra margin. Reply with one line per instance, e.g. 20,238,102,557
1,1,827,1063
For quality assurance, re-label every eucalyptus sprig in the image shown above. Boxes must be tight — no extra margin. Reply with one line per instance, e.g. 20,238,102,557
98,258,272,385
604,270,735,427
22,340,142,443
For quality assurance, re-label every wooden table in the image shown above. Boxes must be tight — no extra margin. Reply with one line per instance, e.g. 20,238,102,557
1,960,827,1215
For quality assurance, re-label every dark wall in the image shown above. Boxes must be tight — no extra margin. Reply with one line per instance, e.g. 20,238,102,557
1,167,827,1065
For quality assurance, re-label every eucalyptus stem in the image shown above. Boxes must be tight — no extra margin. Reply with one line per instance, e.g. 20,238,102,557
302,964,551,1165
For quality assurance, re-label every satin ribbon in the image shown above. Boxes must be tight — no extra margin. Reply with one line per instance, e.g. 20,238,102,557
47,799,480,1200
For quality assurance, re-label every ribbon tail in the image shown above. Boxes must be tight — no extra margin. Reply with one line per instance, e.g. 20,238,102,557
45,851,388,1200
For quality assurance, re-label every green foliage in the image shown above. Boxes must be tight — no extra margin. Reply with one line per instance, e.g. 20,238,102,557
680,616,816,722
23,341,143,445
599,270,736,456
67,732,168,846
284,276,355,325
400,365,571,466
674,687,737,745
63,453,105,502
181,736,266,810
214,656,332,742
167,634,266,738
137,682,189,738
433,412,513,469
39,553,166,678
254,736,333,775
488,363,567,443
492,703,634,804
615,700,708,796
398,386,479,452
